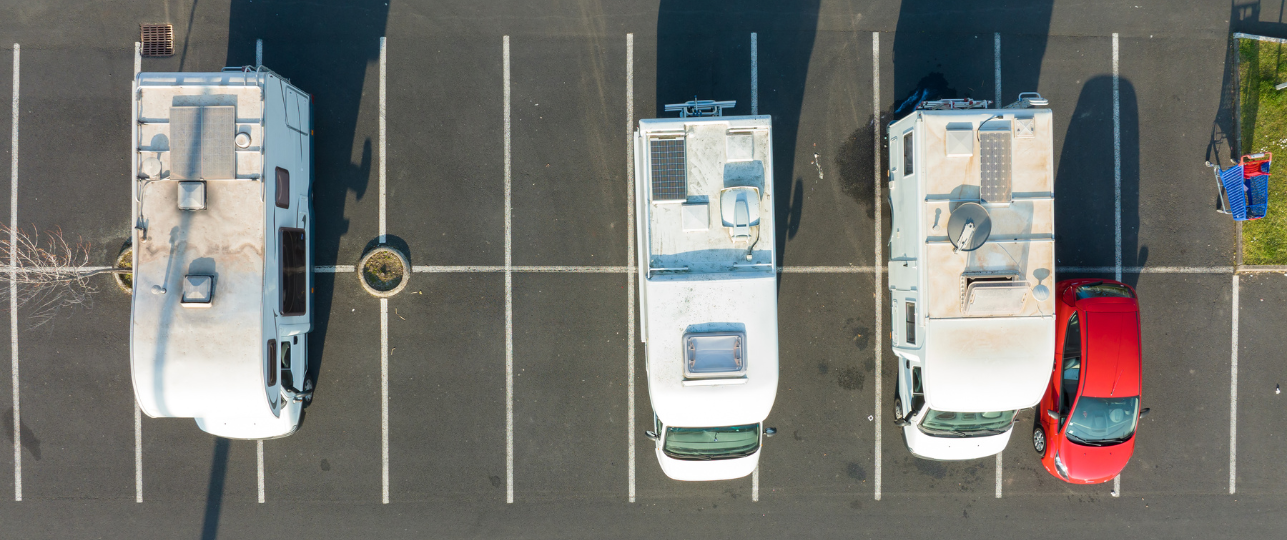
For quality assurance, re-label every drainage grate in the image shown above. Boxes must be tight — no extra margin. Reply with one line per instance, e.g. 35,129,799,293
140,24,174,57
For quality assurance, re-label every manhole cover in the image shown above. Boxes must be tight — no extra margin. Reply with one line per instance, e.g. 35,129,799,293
140,24,174,57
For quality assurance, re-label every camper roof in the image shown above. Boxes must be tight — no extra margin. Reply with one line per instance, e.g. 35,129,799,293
911,109,1056,320
130,71,273,420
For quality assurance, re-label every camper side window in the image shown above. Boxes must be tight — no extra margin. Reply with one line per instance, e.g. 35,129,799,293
275,168,290,209
904,302,916,345
902,132,914,175
280,228,307,316
266,339,278,387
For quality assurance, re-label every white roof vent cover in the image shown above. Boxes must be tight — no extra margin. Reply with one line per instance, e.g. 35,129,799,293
945,123,974,157
962,281,1028,315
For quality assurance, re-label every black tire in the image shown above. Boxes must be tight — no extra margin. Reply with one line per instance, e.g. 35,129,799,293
893,397,903,422
1033,426,1047,455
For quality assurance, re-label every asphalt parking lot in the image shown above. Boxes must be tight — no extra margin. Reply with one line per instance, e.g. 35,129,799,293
4,0,1287,538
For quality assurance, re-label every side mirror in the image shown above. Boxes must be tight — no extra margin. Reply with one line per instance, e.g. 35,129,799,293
1046,409,1059,421
644,430,659,441
1139,408,1150,419
893,417,909,427
764,427,777,438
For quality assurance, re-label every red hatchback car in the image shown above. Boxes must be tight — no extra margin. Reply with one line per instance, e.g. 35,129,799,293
1033,279,1148,484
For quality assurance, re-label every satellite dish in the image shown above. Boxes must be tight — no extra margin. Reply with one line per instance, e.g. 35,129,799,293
947,202,992,252
140,157,162,179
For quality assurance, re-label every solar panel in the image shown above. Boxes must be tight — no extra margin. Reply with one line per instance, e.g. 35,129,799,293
170,106,236,180
979,131,1011,203
649,138,687,201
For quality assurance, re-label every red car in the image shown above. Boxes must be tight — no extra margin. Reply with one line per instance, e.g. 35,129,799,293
1032,279,1148,484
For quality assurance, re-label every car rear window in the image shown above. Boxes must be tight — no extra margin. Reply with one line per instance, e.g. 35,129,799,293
1076,282,1134,300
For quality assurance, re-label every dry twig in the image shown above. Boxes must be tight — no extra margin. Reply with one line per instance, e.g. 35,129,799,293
0,225,127,327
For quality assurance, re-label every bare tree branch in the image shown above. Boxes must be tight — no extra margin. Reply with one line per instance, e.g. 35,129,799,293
0,225,127,327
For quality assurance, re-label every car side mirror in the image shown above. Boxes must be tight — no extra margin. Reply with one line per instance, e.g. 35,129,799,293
1139,408,1150,419
644,430,659,441
893,417,909,427
764,427,777,437
1046,409,1059,421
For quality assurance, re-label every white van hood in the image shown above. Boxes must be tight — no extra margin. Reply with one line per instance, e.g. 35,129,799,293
903,423,1012,461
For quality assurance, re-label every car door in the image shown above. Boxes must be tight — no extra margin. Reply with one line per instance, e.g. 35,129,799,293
1055,312,1083,438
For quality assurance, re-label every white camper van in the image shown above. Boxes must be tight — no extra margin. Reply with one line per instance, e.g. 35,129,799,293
129,67,313,439
634,100,778,481
886,94,1056,461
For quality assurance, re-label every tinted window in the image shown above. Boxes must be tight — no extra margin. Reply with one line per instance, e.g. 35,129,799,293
1076,282,1134,299
662,424,760,460
905,302,916,345
280,341,293,389
903,132,914,174
280,228,307,316
918,409,1015,438
1059,313,1082,424
1066,396,1140,446
275,167,290,209
265,339,278,387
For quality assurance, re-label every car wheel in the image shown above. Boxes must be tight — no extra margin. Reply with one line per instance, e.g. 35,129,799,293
1033,426,1047,454
893,397,903,421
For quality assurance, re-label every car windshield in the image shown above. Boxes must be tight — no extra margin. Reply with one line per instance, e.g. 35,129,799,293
918,409,1016,438
1065,396,1139,446
662,424,760,460
1076,282,1134,299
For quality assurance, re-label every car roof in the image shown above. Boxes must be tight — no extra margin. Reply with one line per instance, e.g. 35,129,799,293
1080,300,1141,398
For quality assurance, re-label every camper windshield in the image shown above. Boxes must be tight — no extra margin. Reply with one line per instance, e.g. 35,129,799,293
918,409,1016,438
662,424,760,460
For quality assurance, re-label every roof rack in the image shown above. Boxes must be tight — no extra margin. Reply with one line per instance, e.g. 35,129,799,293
664,98,737,118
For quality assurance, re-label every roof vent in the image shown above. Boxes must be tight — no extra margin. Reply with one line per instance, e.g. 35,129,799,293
960,275,1028,316
683,331,748,379
177,181,206,210
181,275,214,308
945,123,974,157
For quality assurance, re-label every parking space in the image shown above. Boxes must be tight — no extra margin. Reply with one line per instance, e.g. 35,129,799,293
510,37,629,267
386,34,504,267
760,273,875,497
5,1,1287,537
512,273,628,501
1234,272,1287,495
389,273,506,502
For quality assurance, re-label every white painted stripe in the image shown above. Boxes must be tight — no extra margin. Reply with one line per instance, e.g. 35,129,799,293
752,465,759,502
1112,474,1120,497
10,43,20,503
379,37,387,244
625,32,637,504
134,404,142,503
409,265,880,274
750,33,758,116
255,39,262,66
1112,33,1122,283
381,297,390,504
256,440,264,503
313,265,356,273
994,32,1002,104
995,452,1002,498
871,31,883,502
503,35,515,505
133,43,143,505
1229,273,1239,495
1058,266,1234,274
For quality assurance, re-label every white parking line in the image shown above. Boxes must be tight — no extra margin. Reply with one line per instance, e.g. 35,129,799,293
1112,33,1122,283
255,39,262,66
381,297,390,504
871,31,883,502
625,32,637,504
133,40,143,505
994,33,1001,103
379,37,387,244
1113,474,1120,497
406,265,880,274
503,35,515,505
1229,273,1239,495
750,33,758,116
995,452,1002,498
10,42,21,503
1058,266,1233,274
752,465,759,502
314,265,355,273
256,440,264,503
